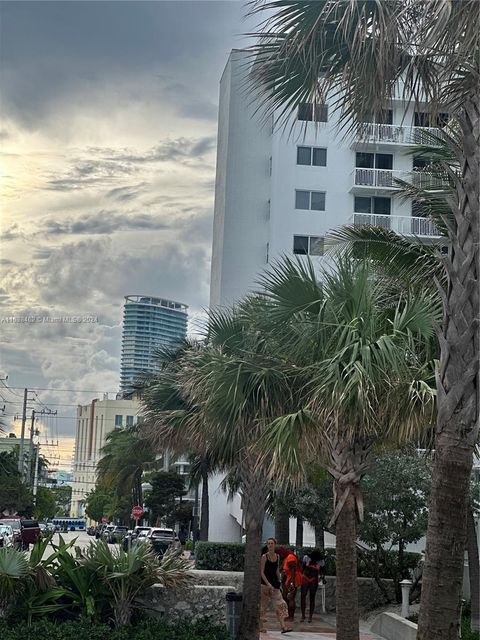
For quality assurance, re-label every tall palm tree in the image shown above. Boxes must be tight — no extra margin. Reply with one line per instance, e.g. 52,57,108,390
330,128,480,633
247,3,479,637
253,257,438,640
142,311,298,640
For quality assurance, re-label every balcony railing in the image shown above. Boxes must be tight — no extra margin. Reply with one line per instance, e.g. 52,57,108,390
351,213,441,237
356,123,442,146
353,168,407,189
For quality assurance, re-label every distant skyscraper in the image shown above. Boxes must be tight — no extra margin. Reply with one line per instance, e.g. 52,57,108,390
119,295,188,393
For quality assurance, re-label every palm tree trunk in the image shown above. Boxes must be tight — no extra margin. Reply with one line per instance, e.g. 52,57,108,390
335,486,359,640
238,469,268,640
418,94,479,640
275,507,290,545
199,463,209,541
314,524,325,550
296,515,304,548
466,506,479,631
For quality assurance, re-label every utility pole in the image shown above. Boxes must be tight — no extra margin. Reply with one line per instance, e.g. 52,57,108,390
17,388,28,477
33,441,40,502
26,410,36,485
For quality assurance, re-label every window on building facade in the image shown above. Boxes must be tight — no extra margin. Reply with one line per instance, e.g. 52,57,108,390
356,152,393,170
295,190,326,211
414,111,449,128
297,102,328,122
413,157,432,170
362,109,393,125
114,415,123,427
126,415,134,427
293,235,324,256
354,196,391,215
297,146,327,166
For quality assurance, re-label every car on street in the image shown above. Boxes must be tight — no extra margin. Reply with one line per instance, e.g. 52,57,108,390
86,525,96,536
106,525,129,543
0,518,22,547
122,526,151,550
147,527,180,557
101,524,115,541
0,525,14,548
95,524,108,539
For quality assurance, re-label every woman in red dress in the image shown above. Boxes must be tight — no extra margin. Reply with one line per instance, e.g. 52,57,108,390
301,549,325,623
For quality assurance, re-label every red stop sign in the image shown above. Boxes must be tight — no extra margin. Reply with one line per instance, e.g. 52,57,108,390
131,505,144,519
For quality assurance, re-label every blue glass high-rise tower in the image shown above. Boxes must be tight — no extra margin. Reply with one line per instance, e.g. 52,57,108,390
120,295,188,393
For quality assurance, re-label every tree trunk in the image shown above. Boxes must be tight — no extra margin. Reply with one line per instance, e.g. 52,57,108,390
199,463,209,541
418,94,479,640
314,524,325,550
466,506,479,631
238,469,268,640
275,506,290,545
335,487,359,640
296,515,304,548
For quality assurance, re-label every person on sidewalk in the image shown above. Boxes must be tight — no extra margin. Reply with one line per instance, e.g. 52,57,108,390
260,537,292,634
301,549,326,623
282,549,303,622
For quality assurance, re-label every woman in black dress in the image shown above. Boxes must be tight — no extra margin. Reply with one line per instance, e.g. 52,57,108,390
259,537,291,633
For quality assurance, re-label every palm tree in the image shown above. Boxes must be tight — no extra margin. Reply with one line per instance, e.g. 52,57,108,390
139,344,214,542
96,426,156,513
247,3,479,637
330,128,480,633
253,257,438,640
142,310,297,640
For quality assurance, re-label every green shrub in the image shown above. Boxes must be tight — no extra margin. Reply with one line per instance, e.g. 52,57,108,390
195,542,245,571
0,618,229,640
194,542,422,581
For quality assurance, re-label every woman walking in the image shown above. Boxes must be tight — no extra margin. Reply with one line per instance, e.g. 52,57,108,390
301,550,325,623
260,537,291,634
282,549,302,622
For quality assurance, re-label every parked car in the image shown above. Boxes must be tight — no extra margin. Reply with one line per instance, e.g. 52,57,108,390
122,526,151,550
86,525,96,536
20,519,41,549
106,525,129,544
147,528,180,556
0,518,22,547
0,525,14,548
101,524,115,541
95,524,107,539
0,518,40,550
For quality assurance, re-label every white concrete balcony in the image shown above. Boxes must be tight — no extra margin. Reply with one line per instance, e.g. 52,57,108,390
353,123,442,147
351,213,441,238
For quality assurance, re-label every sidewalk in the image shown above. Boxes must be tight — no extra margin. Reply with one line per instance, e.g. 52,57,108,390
259,612,385,639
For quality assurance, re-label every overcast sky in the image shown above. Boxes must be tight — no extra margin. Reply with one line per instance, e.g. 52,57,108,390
0,0,256,467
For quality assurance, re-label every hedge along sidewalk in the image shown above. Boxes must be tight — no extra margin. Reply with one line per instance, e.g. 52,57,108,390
194,542,421,579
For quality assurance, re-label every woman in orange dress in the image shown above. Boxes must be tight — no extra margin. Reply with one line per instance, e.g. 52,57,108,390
282,550,303,622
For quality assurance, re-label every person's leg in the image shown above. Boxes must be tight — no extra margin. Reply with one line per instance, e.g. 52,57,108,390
260,585,270,632
272,588,290,631
288,588,297,620
300,584,308,621
308,583,318,622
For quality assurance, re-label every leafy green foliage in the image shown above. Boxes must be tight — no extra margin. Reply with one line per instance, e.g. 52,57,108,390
0,618,230,640
194,542,245,572
34,486,57,520
50,485,72,516
145,472,187,527
0,449,34,515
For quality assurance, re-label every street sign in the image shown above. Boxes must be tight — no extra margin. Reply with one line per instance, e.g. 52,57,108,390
131,505,144,519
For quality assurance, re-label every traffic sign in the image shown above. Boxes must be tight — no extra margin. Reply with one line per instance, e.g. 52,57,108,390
131,505,144,519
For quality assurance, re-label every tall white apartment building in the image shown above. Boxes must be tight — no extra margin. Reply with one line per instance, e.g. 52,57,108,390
210,49,441,309
208,49,442,543
71,397,142,517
